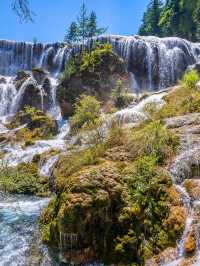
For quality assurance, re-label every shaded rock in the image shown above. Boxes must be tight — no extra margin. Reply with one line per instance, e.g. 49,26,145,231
165,113,200,129
14,70,31,90
184,230,196,254
14,70,54,113
184,180,200,200
0,76,6,84
32,68,48,84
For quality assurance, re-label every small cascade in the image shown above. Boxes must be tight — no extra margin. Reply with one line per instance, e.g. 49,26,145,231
10,76,38,114
114,90,167,125
0,76,17,116
1,121,69,167
162,126,200,265
39,154,59,177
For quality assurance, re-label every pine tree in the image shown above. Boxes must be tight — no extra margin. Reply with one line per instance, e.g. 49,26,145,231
194,0,200,40
64,22,78,43
87,11,107,38
159,0,197,40
77,2,89,45
139,0,163,36
64,2,107,45
159,0,181,37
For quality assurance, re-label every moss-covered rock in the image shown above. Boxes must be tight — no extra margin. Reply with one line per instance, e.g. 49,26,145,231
8,106,58,143
38,116,182,265
184,180,200,200
57,43,130,117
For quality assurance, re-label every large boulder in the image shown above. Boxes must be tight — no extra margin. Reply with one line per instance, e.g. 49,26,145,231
57,44,130,117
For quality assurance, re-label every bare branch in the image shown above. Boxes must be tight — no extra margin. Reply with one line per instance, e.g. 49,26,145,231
11,0,34,22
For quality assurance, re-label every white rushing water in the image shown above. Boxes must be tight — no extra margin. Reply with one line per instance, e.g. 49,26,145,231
114,90,167,125
162,129,200,265
0,194,51,266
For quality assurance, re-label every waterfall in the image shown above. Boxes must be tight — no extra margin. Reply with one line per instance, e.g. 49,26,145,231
0,35,200,104
0,40,71,76
78,35,200,91
161,119,200,266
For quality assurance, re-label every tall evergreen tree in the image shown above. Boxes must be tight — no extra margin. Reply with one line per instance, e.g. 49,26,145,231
140,0,200,41
139,0,163,36
64,2,107,44
64,22,78,43
77,2,89,44
87,11,107,38
193,0,200,40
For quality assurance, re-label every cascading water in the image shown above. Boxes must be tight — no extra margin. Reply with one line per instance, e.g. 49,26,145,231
1,35,200,265
0,41,72,265
81,35,200,91
160,118,200,266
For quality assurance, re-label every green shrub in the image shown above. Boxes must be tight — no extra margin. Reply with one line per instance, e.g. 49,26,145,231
70,94,102,134
129,120,179,163
181,70,199,90
8,106,58,142
112,79,134,109
115,156,172,264
0,163,49,195
60,57,77,82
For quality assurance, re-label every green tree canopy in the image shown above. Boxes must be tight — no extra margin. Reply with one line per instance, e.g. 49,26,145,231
139,0,200,41
64,3,107,43
139,0,163,36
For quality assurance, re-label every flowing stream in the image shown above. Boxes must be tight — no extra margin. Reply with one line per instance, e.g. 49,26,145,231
0,194,52,266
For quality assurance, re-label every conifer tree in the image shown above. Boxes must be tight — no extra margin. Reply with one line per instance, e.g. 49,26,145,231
139,0,163,36
64,22,78,43
77,2,89,45
87,11,107,38
64,2,107,44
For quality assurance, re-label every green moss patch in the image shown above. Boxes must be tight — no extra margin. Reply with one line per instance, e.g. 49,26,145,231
0,162,50,196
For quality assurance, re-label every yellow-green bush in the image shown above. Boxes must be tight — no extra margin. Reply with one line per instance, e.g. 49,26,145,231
70,94,102,134
128,120,179,163
181,70,199,90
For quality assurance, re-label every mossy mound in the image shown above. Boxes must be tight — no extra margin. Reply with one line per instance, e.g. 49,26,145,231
8,106,58,143
0,162,50,196
57,43,129,117
40,121,183,265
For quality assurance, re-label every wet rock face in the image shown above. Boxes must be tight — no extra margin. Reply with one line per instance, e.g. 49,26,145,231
57,46,129,117
82,35,200,91
0,40,70,75
42,162,126,264
13,70,54,113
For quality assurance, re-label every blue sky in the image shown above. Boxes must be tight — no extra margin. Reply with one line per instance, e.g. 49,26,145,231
0,0,149,43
